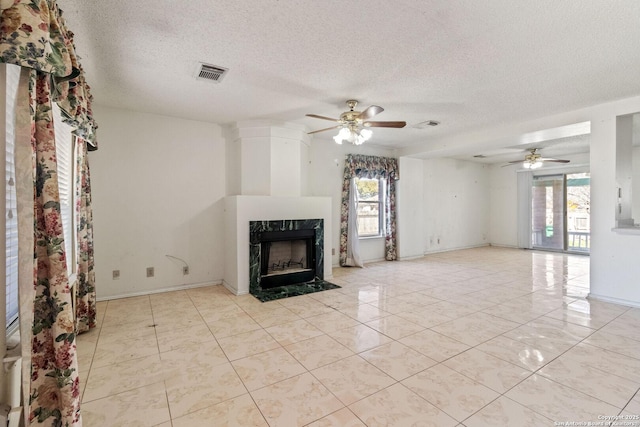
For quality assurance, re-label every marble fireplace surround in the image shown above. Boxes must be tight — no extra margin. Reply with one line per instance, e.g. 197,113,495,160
249,219,324,294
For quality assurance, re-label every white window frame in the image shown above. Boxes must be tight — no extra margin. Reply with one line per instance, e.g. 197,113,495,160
355,177,385,239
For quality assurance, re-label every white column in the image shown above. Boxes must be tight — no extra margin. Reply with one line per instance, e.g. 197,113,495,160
230,121,310,197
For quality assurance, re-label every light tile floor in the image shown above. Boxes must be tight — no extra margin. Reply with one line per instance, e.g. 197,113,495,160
77,247,640,426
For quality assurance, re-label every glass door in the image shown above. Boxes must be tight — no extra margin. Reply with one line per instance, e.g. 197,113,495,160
531,174,566,251
530,172,591,253
566,173,591,253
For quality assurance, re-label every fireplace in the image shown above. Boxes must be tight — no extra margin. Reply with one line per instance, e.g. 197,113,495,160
260,229,315,288
249,219,324,295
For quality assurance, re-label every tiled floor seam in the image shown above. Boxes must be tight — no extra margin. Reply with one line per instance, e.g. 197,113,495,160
81,379,166,404
619,388,640,416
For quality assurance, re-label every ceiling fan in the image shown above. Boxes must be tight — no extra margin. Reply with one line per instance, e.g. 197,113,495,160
306,100,406,145
504,148,570,169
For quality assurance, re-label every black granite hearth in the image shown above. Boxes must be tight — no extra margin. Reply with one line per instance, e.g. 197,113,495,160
250,279,341,302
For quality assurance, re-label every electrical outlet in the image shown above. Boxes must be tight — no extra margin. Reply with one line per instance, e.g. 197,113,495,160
112,270,120,280
332,248,335,256
183,266,189,275
146,267,154,278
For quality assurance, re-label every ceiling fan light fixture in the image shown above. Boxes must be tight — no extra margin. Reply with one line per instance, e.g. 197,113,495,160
504,148,569,168
334,126,373,145
333,127,351,144
524,160,543,169
308,100,405,143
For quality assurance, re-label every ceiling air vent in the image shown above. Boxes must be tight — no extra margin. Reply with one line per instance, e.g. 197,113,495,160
414,120,441,129
196,63,228,83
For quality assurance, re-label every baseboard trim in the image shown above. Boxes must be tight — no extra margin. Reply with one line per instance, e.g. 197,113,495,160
487,243,519,249
397,254,425,261
423,243,490,255
588,292,640,309
331,258,386,268
222,280,249,296
97,280,222,302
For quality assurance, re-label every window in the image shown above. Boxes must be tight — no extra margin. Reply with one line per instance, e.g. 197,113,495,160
355,177,384,237
53,103,77,278
4,72,76,333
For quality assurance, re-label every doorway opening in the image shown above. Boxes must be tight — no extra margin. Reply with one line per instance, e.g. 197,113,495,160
531,172,590,253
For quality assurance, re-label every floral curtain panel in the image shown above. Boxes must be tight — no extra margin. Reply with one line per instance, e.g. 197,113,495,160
339,154,399,266
25,69,81,425
2,1,98,425
75,138,96,333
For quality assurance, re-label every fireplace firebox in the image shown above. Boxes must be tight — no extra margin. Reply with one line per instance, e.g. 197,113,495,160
249,219,324,295
259,229,315,288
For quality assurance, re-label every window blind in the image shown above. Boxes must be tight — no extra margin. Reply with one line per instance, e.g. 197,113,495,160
52,103,75,277
5,64,19,329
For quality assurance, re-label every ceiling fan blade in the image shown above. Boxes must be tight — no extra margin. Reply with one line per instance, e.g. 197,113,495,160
363,121,407,128
501,159,529,167
357,105,384,121
307,125,341,135
306,114,339,122
540,158,570,163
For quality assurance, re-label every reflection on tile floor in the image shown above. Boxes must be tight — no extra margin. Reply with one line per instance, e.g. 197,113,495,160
78,247,640,426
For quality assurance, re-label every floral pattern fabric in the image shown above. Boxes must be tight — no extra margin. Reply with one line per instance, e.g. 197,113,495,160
28,69,81,426
74,138,95,333
0,0,76,77
1,0,98,148
2,1,98,425
339,154,399,266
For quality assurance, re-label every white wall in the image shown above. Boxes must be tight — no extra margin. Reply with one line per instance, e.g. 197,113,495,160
91,106,226,299
224,126,241,196
488,163,518,247
308,140,395,265
397,157,424,259
589,97,640,307
423,158,490,253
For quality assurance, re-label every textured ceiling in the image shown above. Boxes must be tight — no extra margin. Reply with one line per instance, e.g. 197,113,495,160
57,0,640,159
